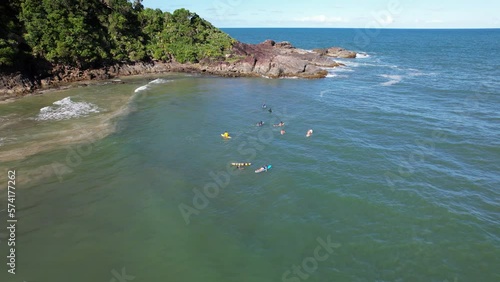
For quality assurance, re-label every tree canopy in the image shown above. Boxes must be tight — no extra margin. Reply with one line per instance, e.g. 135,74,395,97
0,0,235,71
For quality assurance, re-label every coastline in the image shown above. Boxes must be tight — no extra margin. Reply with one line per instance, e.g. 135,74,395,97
0,40,357,101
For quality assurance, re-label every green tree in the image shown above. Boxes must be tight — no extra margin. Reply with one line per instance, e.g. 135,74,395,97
14,2,235,70
0,0,26,68
20,0,109,68
163,8,235,63
139,8,168,60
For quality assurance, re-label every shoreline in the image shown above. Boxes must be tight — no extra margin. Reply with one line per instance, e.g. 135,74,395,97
0,40,357,101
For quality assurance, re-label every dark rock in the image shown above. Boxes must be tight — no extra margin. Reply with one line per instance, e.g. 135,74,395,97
325,47,357,58
275,41,294,49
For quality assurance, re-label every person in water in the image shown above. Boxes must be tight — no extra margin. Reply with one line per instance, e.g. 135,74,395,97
268,108,272,113
273,121,285,127
306,129,313,137
222,131,230,138
281,129,286,135
257,121,264,126
262,103,267,109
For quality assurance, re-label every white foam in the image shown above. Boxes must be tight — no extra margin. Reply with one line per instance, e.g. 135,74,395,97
339,60,360,67
149,78,171,84
326,73,337,78
0,137,5,147
35,97,100,121
407,68,437,77
134,85,149,93
380,74,403,86
356,53,370,58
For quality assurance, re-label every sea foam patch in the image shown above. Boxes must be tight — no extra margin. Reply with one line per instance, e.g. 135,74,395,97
356,53,370,58
149,78,172,84
380,74,403,86
35,97,100,121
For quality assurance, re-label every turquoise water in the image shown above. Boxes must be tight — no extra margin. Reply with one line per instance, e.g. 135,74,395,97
0,29,499,281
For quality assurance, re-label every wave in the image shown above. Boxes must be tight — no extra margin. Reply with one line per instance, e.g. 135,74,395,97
134,85,149,93
35,97,100,121
149,78,172,84
380,74,403,86
134,78,172,92
325,71,349,79
407,68,437,77
356,53,370,58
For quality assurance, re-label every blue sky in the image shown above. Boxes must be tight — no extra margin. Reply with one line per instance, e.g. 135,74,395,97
141,0,500,28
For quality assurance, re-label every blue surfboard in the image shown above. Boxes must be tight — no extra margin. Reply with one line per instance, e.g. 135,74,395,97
255,164,272,173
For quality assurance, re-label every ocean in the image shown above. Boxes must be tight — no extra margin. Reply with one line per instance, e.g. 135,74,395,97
0,28,499,281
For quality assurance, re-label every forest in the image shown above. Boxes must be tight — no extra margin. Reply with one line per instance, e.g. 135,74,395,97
0,0,235,72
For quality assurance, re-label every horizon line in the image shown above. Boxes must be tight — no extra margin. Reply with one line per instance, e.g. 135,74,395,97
219,27,500,29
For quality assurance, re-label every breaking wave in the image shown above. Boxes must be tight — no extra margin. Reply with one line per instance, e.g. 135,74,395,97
134,78,172,92
35,97,100,121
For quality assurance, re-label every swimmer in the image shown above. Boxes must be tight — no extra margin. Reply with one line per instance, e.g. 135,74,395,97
281,129,286,135
273,121,285,127
257,121,264,126
306,129,313,137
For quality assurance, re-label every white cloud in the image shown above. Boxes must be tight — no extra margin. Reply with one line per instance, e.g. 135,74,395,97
295,15,345,23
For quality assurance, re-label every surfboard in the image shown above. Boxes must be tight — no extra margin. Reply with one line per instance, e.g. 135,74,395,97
255,164,272,173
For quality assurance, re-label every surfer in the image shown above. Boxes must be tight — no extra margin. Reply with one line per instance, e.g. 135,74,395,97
306,129,313,137
274,121,285,127
256,166,267,173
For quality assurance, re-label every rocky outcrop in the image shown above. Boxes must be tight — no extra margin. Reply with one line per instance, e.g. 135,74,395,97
312,47,357,58
200,40,351,79
0,40,356,100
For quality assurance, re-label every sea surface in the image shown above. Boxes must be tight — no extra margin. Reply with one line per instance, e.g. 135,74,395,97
0,29,499,281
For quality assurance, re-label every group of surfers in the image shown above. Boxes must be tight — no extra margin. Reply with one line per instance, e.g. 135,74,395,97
221,102,314,172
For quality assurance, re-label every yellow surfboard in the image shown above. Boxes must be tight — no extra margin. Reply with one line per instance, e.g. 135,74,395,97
231,162,252,166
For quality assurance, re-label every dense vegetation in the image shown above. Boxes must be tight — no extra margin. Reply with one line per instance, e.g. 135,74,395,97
0,0,235,72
